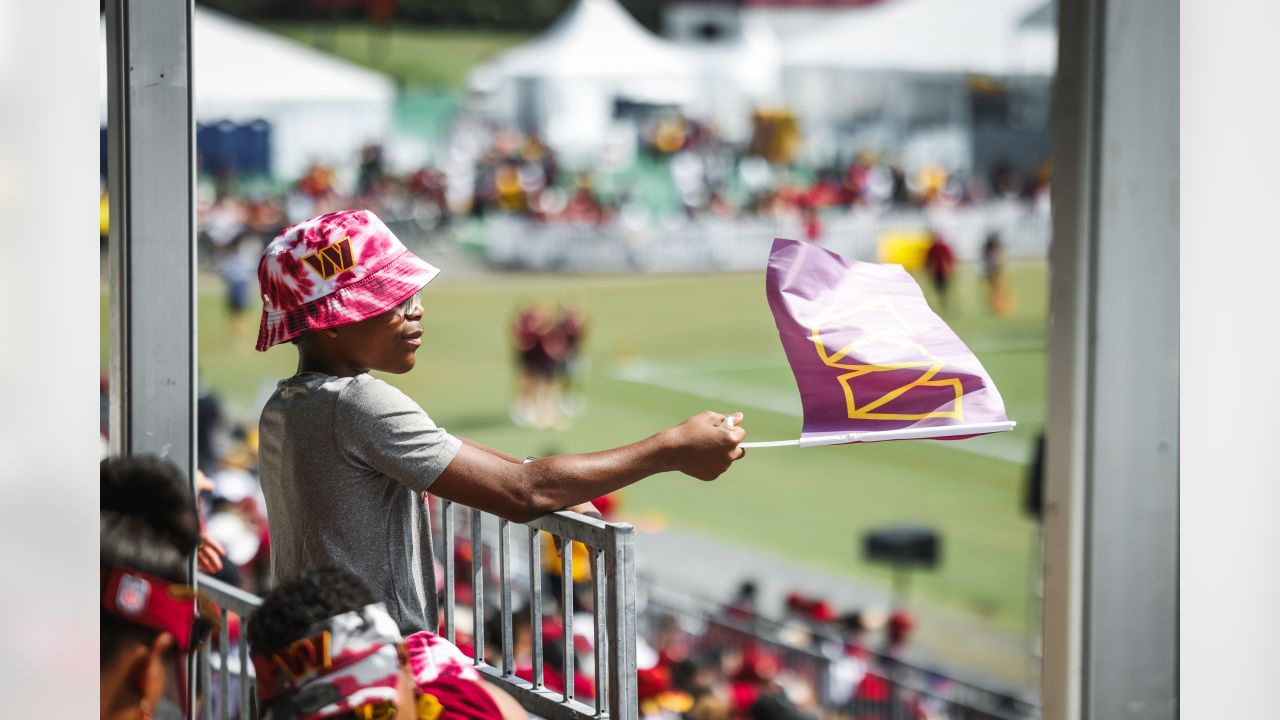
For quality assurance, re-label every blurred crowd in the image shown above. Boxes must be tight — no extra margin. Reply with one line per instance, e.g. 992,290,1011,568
462,118,1050,230
154,114,1050,265
627,582,981,720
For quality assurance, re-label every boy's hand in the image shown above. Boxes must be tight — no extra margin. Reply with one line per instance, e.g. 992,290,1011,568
666,411,747,481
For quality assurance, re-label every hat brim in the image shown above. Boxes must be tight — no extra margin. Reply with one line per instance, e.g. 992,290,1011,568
255,249,440,351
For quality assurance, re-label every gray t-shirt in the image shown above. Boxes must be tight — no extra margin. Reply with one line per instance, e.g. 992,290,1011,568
258,372,462,634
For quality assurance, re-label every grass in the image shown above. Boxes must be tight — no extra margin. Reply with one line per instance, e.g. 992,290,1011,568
258,22,530,88
100,259,1045,633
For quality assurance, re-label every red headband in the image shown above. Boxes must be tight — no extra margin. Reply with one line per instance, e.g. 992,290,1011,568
101,564,220,652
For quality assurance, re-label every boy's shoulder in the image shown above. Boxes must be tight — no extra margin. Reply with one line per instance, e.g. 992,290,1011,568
270,373,426,420
337,374,423,415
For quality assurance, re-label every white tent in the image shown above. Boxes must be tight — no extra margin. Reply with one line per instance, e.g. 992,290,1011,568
472,0,700,159
781,0,1055,168
785,0,1056,77
681,19,782,142
101,7,396,180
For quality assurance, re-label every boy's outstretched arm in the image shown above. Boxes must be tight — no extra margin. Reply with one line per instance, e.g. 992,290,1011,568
431,411,746,523
456,437,601,517
459,437,523,464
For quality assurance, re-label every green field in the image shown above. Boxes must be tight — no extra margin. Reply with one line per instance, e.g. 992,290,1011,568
101,259,1044,632
260,23,529,88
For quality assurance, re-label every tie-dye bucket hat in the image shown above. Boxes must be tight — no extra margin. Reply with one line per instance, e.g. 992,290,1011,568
256,210,440,351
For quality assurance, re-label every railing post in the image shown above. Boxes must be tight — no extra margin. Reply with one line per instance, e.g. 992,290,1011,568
239,623,253,720
471,508,485,666
218,615,230,720
528,527,544,690
560,536,575,703
605,525,637,720
443,500,456,644
498,518,514,676
592,546,606,717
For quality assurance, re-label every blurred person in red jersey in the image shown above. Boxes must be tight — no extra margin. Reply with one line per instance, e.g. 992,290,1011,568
730,648,816,720
638,664,694,720
555,304,588,417
564,174,605,224
924,228,957,311
801,203,823,244
512,620,596,701
884,610,915,659
511,303,559,428
724,580,759,623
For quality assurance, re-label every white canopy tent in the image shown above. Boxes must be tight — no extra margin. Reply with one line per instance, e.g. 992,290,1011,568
785,0,1055,77
100,7,396,180
681,19,783,142
781,0,1055,168
471,0,701,160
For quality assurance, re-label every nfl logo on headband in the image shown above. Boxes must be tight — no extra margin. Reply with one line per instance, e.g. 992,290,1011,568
116,573,150,616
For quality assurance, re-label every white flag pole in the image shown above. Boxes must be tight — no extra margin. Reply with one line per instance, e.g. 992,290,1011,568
724,414,802,447
726,419,1016,449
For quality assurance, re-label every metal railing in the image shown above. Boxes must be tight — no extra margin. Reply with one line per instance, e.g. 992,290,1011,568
193,499,637,720
436,499,638,720
195,573,261,720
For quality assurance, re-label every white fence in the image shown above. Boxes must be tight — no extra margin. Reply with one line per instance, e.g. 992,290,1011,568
484,201,1050,274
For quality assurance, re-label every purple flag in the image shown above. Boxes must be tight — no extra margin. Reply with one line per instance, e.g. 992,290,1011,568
764,238,1012,447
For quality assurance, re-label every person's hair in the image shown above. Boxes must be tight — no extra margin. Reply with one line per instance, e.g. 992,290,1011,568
248,567,376,655
101,455,201,667
749,694,813,720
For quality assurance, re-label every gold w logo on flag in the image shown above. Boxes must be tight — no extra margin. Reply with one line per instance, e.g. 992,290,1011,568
809,298,964,421
302,237,355,280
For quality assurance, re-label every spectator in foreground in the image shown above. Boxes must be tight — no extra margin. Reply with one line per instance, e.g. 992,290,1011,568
249,567,527,719
101,456,213,720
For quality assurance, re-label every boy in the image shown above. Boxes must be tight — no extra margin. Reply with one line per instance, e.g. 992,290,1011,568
256,210,746,635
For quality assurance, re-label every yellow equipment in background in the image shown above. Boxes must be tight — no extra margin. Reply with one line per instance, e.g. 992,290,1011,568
877,229,933,270
749,109,801,165
542,532,592,583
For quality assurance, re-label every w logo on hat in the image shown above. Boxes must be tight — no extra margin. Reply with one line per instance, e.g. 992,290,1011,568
302,237,355,279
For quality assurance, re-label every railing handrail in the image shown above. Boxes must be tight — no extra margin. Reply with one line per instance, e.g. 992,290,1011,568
197,572,262,619
525,507,635,548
